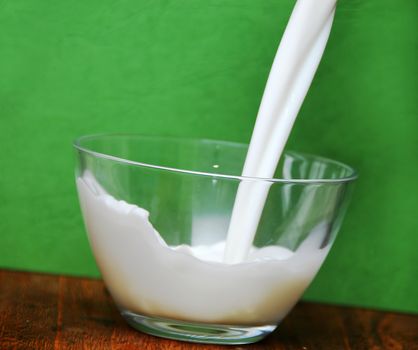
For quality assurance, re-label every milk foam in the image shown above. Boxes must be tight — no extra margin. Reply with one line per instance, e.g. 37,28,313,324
77,172,330,325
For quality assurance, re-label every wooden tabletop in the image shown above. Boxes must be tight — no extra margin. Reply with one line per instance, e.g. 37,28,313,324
0,269,417,350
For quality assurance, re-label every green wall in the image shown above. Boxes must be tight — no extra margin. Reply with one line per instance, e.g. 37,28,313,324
0,0,417,313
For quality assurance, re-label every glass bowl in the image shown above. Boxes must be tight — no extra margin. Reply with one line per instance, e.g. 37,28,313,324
74,134,357,344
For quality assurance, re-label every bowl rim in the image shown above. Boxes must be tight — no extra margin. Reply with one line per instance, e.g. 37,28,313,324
73,133,358,184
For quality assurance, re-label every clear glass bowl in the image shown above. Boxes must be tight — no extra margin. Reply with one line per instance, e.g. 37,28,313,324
74,134,357,344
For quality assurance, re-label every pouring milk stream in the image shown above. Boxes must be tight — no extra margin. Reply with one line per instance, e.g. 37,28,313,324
224,0,337,263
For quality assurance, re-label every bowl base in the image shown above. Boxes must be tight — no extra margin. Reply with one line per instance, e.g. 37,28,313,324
121,310,277,345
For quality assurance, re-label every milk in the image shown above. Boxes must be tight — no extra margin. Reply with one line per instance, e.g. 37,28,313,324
76,0,339,326
224,0,337,263
77,172,330,325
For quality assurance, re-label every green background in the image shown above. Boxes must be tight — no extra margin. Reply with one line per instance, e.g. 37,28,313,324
0,0,417,313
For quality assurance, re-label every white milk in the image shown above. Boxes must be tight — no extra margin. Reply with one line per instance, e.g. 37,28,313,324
77,172,330,325
77,0,339,326
224,0,337,263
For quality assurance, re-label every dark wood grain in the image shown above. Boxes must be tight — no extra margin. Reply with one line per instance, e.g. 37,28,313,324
0,269,417,350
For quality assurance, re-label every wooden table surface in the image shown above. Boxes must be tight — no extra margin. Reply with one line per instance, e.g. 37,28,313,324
0,269,417,350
